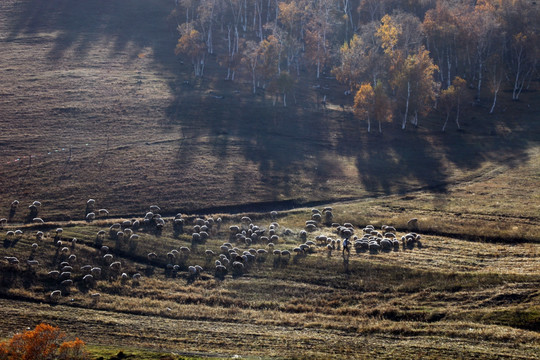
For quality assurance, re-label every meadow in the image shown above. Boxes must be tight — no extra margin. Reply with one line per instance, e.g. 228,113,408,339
0,0,539,359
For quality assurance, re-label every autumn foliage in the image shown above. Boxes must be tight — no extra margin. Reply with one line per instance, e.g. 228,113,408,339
0,323,87,360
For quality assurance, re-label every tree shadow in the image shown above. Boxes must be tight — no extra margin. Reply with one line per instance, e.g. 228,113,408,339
5,0,537,210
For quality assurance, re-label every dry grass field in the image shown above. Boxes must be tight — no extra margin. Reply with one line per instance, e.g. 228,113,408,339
0,0,539,359
0,210,539,359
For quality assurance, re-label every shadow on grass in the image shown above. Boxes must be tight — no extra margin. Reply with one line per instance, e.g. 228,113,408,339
5,0,536,205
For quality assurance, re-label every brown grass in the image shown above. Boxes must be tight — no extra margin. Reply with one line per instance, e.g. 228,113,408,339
0,212,539,358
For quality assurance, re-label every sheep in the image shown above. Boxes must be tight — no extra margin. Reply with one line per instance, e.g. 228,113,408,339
205,249,215,258
91,293,101,304
241,216,251,224
83,274,95,287
98,209,109,217
26,259,39,267
149,205,161,212
60,279,73,287
215,264,227,278
369,241,381,254
109,261,122,271
103,253,114,264
270,210,278,220
180,246,190,255
48,270,60,278
50,290,62,301
91,267,102,277
100,245,110,254
324,211,333,225
61,266,73,273
132,273,141,280
5,230,15,240
306,224,317,232
33,217,44,224
86,212,96,222
31,243,38,250
35,231,44,241
70,238,77,249
15,229,23,239
380,238,393,252
11,200,19,210
407,218,419,230
188,266,198,275
81,265,92,273
312,213,322,222
59,271,71,280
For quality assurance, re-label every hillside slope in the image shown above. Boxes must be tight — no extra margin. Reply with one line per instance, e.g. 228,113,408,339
0,0,539,221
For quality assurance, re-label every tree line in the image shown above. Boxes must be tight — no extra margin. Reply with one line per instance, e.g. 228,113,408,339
172,0,539,131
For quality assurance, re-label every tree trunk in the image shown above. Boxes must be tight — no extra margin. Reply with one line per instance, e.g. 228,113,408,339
490,88,499,114
442,113,449,132
455,99,461,129
401,82,410,130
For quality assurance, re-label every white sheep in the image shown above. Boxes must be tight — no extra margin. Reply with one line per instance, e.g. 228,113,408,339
50,290,62,301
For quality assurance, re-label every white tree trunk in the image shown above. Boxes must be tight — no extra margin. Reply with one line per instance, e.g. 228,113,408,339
401,82,410,130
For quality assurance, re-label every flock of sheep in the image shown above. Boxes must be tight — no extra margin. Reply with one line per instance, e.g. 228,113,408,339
1,199,423,303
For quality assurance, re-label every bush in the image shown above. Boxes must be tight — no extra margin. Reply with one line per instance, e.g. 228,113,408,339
0,323,87,360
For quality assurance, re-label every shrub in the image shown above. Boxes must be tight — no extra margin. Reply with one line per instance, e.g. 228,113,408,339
0,323,87,360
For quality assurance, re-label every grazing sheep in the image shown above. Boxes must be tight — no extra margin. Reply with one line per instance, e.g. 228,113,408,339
61,265,73,273
91,293,101,304
306,224,317,232
98,209,109,217
103,254,113,264
33,217,44,224
109,261,122,271
31,243,38,250
91,267,102,277
215,264,227,278
59,272,71,281
180,246,190,255
35,231,44,241
407,218,418,230
369,241,381,254
81,265,92,273
149,205,161,212
48,270,60,278
380,238,393,252
50,290,62,301
86,212,95,222
83,274,95,287
241,216,252,224
26,259,39,267
60,279,73,287
132,273,141,280
15,229,23,239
